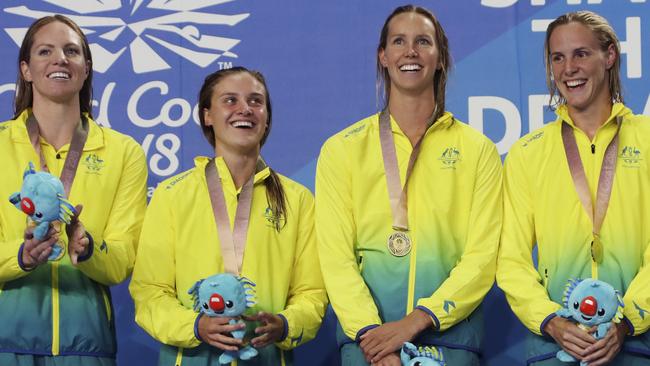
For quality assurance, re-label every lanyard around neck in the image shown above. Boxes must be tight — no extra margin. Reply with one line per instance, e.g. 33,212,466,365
205,158,266,275
26,113,88,197
561,117,622,263
378,109,436,231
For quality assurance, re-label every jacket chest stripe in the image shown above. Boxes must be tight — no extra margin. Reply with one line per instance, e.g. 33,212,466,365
51,263,60,356
406,238,418,313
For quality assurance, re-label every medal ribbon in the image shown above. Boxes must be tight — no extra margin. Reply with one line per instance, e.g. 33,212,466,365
205,158,266,275
26,113,88,197
378,109,436,231
561,117,621,264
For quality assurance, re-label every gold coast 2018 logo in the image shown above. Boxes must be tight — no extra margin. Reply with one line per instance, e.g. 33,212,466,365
3,0,249,74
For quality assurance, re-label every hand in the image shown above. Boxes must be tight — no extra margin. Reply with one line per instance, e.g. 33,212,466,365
21,226,59,270
582,321,629,365
371,352,401,366
544,316,596,361
246,312,285,348
66,205,89,265
197,315,244,352
359,309,432,363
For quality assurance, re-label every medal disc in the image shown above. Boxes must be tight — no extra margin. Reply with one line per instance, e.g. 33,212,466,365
387,232,411,257
591,237,603,264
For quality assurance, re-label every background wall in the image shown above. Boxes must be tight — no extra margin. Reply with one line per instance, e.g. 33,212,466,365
0,1,648,364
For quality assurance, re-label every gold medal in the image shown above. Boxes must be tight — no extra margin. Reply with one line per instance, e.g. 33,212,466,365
591,235,603,264
387,231,411,257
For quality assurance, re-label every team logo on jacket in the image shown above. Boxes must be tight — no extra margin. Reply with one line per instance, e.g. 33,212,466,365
439,147,461,169
620,146,642,168
3,0,248,74
83,154,105,174
264,207,285,229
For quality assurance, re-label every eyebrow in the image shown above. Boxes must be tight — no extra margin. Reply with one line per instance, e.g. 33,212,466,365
389,33,433,39
33,42,81,49
219,92,265,98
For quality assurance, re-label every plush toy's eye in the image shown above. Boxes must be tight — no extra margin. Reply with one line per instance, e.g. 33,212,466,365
598,308,605,316
226,301,234,308
573,302,579,310
202,303,208,310
414,362,422,366
35,212,43,219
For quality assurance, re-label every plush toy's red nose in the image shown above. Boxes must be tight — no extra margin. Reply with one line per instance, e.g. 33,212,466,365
580,296,598,316
209,293,225,312
21,197,35,216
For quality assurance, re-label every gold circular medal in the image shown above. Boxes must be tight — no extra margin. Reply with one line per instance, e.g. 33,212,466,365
591,237,603,264
387,232,411,257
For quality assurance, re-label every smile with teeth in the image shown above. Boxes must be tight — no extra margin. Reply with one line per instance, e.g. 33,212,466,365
48,72,70,80
565,79,586,88
399,64,422,72
231,121,254,129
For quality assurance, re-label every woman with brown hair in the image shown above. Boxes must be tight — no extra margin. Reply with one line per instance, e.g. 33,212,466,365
0,14,147,366
130,66,327,365
316,5,502,365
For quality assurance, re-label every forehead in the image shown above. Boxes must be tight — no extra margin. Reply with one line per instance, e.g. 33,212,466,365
32,21,83,46
549,22,599,52
212,72,266,96
387,12,436,36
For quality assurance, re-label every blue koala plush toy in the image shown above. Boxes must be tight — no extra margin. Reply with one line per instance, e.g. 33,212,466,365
9,162,76,261
555,278,624,365
400,342,445,366
188,273,258,364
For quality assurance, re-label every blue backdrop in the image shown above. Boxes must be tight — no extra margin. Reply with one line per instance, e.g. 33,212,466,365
0,1,648,364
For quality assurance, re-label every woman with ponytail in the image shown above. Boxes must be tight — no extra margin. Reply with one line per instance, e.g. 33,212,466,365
130,67,327,365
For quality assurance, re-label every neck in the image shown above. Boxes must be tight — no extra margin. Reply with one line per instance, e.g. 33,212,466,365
387,90,436,145
215,147,260,189
568,100,613,141
31,99,82,150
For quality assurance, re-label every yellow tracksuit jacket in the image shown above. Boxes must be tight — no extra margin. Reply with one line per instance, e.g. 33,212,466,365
129,156,327,366
316,112,502,353
0,109,147,360
497,103,650,361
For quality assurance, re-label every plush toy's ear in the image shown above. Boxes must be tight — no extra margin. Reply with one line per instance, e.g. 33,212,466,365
9,192,21,208
613,290,625,323
238,276,257,308
58,195,76,224
562,278,583,308
23,162,36,179
188,279,205,312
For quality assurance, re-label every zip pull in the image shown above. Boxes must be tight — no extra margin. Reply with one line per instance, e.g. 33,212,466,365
591,144,595,154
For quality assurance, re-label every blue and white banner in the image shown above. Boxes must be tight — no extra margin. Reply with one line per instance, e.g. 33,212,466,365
0,1,648,364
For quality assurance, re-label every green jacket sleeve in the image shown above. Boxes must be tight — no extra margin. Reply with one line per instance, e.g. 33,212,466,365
622,239,650,335
416,139,502,331
129,185,202,348
276,190,328,350
496,142,561,335
77,139,147,285
316,138,382,341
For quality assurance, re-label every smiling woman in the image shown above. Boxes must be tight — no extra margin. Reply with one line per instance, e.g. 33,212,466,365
315,5,502,366
497,11,650,366
0,14,148,366
129,66,327,366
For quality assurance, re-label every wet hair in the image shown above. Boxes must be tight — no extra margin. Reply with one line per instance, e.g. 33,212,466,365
376,4,451,122
544,10,623,108
14,14,93,119
198,66,286,230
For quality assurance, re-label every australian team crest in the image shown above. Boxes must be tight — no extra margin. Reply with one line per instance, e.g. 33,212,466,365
620,145,642,168
83,154,105,173
439,147,461,169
